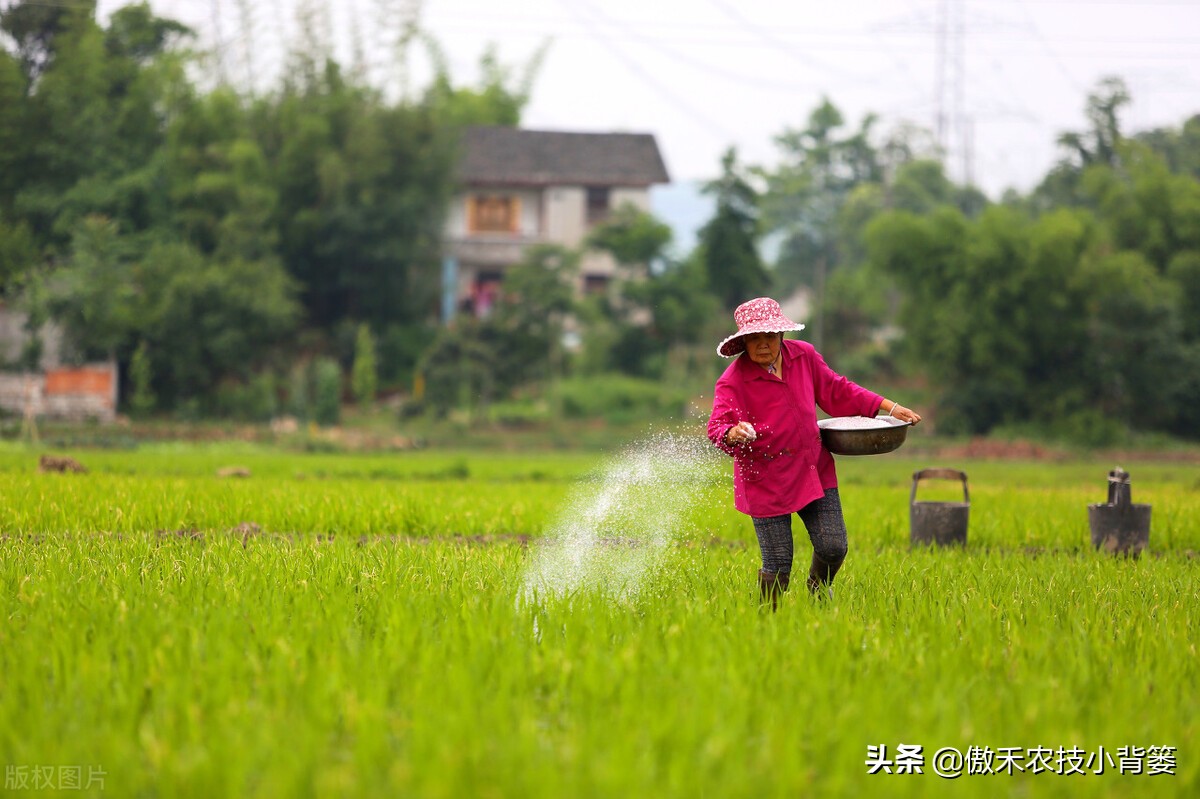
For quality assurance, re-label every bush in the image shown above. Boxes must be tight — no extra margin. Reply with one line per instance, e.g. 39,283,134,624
285,363,309,421
351,323,378,408
312,357,342,426
212,372,277,422
128,340,155,417
554,375,691,424
486,400,550,427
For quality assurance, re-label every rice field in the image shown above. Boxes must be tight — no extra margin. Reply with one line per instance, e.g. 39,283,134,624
1,438,1197,798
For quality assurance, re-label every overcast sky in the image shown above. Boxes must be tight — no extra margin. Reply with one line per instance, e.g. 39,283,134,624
96,0,1200,197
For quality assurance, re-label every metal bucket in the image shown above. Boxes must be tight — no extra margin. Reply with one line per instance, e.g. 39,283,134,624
910,468,969,547
1088,468,1150,555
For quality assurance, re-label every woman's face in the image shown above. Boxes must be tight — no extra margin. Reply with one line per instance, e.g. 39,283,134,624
743,332,782,367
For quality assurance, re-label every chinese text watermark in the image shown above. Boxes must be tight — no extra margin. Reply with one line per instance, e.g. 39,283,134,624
866,744,1177,778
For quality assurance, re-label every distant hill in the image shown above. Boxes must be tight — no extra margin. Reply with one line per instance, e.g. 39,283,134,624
649,180,781,264
649,180,712,260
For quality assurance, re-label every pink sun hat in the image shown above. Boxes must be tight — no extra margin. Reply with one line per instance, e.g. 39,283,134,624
717,297,807,357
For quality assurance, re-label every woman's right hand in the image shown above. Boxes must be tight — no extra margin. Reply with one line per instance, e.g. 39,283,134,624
725,421,757,445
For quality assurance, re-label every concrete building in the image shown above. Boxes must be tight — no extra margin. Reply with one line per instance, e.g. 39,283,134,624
0,306,118,422
442,127,670,321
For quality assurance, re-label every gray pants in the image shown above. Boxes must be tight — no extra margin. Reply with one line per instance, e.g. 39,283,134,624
751,488,848,586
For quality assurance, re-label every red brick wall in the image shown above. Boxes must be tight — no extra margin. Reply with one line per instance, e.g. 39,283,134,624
44,367,114,402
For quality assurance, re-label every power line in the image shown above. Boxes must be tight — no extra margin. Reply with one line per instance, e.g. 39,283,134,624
554,0,740,144
1013,0,1086,94
561,0,830,94
704,0,877,84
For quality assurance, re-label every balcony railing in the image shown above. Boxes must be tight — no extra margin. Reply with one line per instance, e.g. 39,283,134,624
444,234,545,266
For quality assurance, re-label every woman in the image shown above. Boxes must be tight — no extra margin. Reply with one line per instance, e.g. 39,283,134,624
706,297,921,609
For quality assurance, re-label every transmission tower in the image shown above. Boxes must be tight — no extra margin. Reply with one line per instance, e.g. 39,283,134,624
934,0,972,184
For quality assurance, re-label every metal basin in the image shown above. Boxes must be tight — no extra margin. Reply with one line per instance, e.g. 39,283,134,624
818,416,911,456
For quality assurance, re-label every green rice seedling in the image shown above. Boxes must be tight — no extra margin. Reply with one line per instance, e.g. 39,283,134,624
0,443,1196,797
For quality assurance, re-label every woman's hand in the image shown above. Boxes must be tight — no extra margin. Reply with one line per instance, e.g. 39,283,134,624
725,421,757,445
887,403,922,425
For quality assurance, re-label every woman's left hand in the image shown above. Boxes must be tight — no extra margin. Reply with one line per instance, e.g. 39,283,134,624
890,404,922,425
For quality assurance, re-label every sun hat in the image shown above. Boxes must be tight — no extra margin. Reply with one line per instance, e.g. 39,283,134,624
717,297,806,357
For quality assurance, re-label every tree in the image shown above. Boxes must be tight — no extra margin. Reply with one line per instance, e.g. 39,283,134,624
47,215,139,360
48,219,299,409
0,214,36,295
866,205,1097,434
417,245,577,414
423,41,546,128
1056,76,1130,170
128,339,155,416
351,323,378,408
1035,76,1132,209
165,87,278,260
141,246,299,405
585,203,671,270
758,99,884,294
1079,250,1185,432
699,147,769,311
267,63,457,330
0,49,29,210
0,0,75,85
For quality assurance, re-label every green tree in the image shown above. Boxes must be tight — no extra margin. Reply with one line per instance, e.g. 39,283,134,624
267,62,457,330
699,148,769,311
47,215,139,360
418,245,577,414
0,49,30,213
584,205,721,379
164,87,277,260
758,99,884,295
128,339,155,416
1057,76,1130,170
0,214,36,295
0,0,74,85
1079,250,1185,431
585,202,672,269
1167,251,1200,342
142,246,299,404
423,41,546,128
312,357,342,426
351,323,378,408
866,205,1096,434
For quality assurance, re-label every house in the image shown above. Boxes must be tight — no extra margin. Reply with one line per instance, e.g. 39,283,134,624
0,306,118,422
442,126,671,321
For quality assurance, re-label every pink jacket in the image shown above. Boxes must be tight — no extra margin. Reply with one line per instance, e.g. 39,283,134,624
707,339,883,517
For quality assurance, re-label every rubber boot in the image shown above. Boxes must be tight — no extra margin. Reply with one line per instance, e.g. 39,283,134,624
806,553,840,600
758,569,790,612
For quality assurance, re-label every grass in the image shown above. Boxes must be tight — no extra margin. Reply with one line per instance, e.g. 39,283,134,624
0,438,1197,797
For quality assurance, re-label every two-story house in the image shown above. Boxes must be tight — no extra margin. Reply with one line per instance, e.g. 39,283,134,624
441,126,670,321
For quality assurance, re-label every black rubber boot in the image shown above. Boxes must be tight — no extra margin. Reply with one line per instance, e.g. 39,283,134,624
758,569,790,612
806,552,841,600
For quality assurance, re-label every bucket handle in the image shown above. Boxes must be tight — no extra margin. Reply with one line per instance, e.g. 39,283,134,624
911,468,969,505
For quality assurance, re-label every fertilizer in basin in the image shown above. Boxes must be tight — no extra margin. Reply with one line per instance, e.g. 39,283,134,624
819,416,904,430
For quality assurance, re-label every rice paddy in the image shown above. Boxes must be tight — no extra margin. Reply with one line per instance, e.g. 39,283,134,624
1,438,1197,797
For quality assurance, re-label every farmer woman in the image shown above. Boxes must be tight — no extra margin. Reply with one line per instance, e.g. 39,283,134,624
707,297,921,609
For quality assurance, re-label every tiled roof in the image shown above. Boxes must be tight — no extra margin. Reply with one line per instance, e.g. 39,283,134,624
457,126,670,187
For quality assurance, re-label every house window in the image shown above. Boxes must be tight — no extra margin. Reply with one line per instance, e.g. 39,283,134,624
468,195,520,234
583,274,610,295
586,186,610,225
